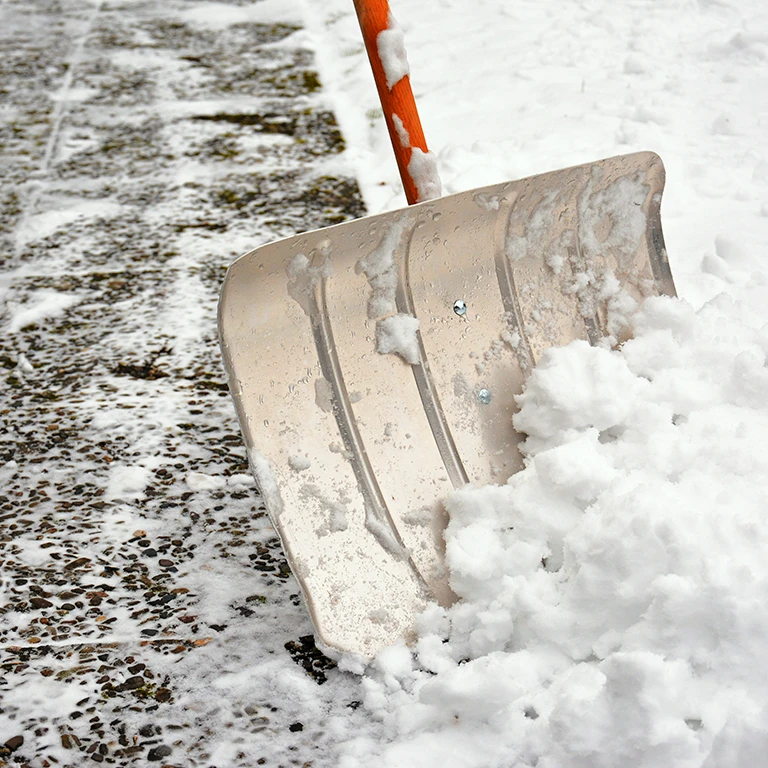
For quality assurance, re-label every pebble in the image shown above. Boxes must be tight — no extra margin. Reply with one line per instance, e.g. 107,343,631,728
4,735,23,751
118,676,145,691
147,744,172,761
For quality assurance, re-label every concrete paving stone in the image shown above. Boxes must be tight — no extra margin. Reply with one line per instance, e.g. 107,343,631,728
0,0,370,764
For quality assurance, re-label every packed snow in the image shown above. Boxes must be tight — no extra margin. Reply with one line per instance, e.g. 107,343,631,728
408,146,442,202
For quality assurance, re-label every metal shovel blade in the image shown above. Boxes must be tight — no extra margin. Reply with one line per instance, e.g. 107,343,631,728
218,151,676,659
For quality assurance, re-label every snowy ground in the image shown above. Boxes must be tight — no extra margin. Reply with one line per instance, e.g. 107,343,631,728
2,0,768,766
0,0,367,765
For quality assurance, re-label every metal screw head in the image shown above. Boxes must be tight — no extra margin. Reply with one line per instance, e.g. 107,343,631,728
478,388,491,404
453,299,467,316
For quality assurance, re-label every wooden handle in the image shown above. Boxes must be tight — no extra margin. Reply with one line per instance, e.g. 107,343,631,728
353,0,429,205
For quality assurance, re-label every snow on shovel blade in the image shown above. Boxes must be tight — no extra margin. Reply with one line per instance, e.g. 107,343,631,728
218,151,676,659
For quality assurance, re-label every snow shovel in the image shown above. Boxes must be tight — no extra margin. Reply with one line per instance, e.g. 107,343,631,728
218,0,676,659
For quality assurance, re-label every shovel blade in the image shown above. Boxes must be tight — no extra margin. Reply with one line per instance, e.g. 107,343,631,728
219,152,675,658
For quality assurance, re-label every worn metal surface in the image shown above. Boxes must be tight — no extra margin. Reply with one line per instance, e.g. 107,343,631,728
220,151,676,659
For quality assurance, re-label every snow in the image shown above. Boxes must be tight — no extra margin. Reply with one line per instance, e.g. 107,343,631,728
181,0,304,29
376,13,409,91
288,454,312,472
247,448,285,519
375,312,420,365
391,113,409,148
287,250,333,316
6,289,82,333
185,471,228,491
407,147,442,202
299,0,768,764
104,464,151,501
336,295,768,767
355,213,408,319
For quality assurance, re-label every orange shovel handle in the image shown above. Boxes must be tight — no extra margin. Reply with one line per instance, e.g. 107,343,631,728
352,0,430,206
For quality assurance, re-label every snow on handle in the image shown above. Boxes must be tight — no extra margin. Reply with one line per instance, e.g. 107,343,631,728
353,0,442,203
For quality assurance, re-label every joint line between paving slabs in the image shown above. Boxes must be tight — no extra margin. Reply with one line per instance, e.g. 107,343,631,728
14,0,104,257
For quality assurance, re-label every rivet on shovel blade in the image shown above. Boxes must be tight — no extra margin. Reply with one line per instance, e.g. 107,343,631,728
453,299,467,316
478,388,491,404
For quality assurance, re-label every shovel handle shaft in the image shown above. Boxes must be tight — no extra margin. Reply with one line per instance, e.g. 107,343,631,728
353,0,429,205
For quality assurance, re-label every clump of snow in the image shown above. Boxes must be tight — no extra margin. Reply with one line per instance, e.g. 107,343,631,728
227,473,255,486
392,113,410,148
7,290,82,333
16,353,34,372
186,471,227,491
376,13,410,90
340,293,768,767
356,214,408,319
105,464,151,500
375,313,420,365
286,247,333,316
473,192,501,212
288,454,311,472
408,148,442,202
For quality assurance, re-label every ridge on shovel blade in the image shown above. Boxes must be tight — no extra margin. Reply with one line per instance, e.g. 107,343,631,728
218,151,676,659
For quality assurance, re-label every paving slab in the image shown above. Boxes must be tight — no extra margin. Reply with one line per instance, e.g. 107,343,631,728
0,0,368,765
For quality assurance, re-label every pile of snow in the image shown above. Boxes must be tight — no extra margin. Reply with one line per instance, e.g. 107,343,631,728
339,293,768,767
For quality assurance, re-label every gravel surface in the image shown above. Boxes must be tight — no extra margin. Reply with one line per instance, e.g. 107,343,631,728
0,0,368,765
